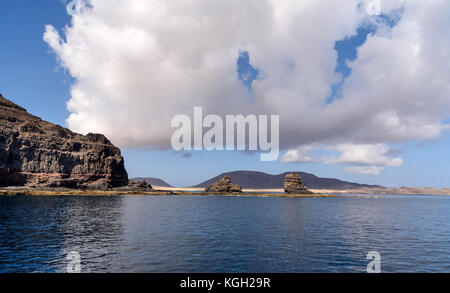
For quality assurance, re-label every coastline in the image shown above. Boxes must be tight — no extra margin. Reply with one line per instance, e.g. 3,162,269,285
152,186,450,196
0,186,450,198
0,187,336,198
309,187,450,196
2,186,450,197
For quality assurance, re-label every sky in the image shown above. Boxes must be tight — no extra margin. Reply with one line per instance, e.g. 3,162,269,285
1,0,450,187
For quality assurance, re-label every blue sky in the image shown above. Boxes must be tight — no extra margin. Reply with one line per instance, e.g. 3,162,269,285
1,0,450,187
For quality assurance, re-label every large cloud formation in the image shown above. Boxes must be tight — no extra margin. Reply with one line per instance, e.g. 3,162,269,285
44,0,450,174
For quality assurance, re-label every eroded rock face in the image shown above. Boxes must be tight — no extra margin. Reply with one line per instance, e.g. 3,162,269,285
284,172,309,194
113,180,153,191
205,176,242,193
0,94,128,188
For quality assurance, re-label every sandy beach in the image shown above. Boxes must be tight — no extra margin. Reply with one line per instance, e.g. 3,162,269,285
152,186,450,196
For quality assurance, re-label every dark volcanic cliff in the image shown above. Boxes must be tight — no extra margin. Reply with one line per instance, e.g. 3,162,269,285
0,94,128,188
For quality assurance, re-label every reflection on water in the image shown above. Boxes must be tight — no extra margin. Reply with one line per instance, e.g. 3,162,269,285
0,195,449,272
0,196,124,272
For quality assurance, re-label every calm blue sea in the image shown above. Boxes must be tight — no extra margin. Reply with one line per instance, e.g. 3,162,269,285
0,194,449,273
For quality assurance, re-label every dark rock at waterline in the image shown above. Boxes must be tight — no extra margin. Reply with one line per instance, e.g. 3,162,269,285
114,180,153,191
0,93,128,189
205,176,242,193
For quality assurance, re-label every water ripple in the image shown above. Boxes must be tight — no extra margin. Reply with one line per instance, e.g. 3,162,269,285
0,195,449,272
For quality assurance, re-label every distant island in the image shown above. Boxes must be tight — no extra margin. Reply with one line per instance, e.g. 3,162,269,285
147,171,450,196
191,170,382,190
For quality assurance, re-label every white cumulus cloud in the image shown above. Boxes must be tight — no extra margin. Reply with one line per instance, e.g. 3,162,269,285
44,0,450,173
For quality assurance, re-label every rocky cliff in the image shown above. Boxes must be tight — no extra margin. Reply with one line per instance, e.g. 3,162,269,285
0,93,128,188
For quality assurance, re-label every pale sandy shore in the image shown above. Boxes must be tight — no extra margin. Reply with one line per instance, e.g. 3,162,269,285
309,187,450,196
0,186,334,198
154,186,450,196
1,186,449,197
154,186,203,192
154,186,285,193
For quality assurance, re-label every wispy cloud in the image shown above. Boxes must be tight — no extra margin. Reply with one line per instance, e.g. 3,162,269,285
281,144,403,175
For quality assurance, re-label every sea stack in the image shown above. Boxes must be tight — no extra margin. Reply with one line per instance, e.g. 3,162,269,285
0,93,128,189
284,172,311,194
205,176,242,193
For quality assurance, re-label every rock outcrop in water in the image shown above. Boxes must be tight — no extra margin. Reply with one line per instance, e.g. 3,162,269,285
205,176,242,193
284,172,311,194
0,93,128,189
115,179,153,191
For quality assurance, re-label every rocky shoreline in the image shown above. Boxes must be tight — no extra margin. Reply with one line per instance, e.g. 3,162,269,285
0,174,327,198
0,187,335,198
2,186,448,197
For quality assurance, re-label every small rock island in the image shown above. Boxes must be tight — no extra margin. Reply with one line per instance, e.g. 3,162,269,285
284,172,313,194
205,176,242,193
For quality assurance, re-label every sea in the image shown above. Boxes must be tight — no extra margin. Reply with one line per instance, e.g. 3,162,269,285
0,194,449,273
